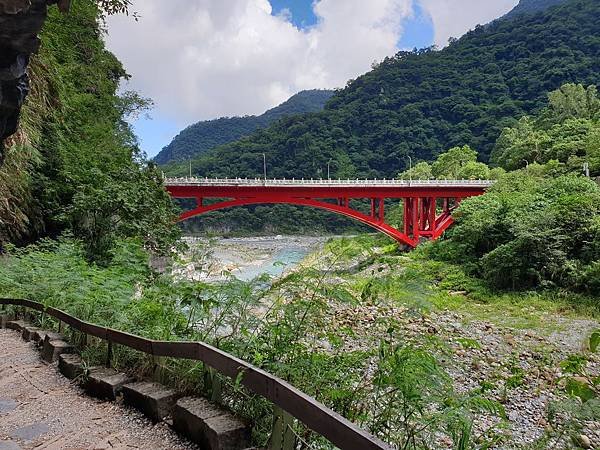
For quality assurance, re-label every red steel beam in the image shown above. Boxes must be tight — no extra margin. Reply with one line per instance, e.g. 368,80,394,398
165,184,486,248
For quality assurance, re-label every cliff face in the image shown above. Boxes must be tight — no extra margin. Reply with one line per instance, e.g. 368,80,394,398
0,0,65,162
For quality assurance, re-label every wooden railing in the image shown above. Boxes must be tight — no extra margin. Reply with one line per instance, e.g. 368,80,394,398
0,298,392,450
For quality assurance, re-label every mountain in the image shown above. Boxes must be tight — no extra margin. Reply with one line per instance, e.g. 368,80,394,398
164,0,599,181
502,0,567,20
154,89,334,165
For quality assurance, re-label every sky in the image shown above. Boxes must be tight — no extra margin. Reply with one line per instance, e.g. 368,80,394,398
105,0,519,158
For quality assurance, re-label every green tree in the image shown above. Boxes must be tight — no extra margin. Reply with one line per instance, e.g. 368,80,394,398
493,84,600,175
70,165,180,263
439,171,600,292
398,161,433,180
432,146,479,179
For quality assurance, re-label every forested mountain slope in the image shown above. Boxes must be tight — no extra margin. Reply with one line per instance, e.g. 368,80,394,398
167,0,599,180
502,0,566,20
154,89,334,165
0,0,177,259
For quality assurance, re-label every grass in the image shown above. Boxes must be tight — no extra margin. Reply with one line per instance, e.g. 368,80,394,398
2,233,598,448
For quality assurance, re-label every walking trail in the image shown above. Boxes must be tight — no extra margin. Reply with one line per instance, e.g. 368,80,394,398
0,329,196,450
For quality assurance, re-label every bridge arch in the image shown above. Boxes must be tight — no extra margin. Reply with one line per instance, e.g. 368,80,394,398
166,178,491,248
178,197,419,247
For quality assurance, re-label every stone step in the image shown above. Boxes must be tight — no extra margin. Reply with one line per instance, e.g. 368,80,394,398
173,397,250,450
0,313,14,328
41,338,74,363
122,381,177,423
6,319,27,331
31,330,63,347
21,325,41,342
85,368,134,400
58,353,84,380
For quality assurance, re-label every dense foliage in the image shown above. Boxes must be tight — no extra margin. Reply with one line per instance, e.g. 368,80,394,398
155,89,334,165
439,171,600,293
0,1,179,261
492,84,600,174
435,84,600,294
500,0,566,20
164,0,599,182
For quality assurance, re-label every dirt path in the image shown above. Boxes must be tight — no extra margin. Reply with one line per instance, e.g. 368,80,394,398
0,329,197,450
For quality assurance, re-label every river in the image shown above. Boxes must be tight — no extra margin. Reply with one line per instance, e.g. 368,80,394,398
176,236,327,282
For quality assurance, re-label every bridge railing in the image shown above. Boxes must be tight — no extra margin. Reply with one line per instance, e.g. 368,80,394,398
0,297,392,450
164,176,495,188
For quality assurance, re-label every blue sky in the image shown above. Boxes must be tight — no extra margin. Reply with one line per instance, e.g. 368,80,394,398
106,0,515,159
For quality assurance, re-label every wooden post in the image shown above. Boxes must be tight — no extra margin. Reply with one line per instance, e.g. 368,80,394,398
269,405,296,450
106,340,113,368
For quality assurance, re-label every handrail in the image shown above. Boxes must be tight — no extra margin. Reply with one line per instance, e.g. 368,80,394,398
0,298,392,450
164,176,495,188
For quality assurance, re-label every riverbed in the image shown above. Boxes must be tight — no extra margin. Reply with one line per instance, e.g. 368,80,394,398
177,236,327,282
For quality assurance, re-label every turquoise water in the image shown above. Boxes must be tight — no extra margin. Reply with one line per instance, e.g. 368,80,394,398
232,247,309,281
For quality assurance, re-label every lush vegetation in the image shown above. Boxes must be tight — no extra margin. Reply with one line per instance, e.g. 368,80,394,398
0,236,506,448
500,0,566,21
1,0,599,448
164,0,599,182
429,84,600,294
155,89,334,165
0,1,178,262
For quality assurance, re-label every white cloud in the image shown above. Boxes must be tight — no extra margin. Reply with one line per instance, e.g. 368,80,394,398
106,0,411,125
420,0,519,47
105,0,521,127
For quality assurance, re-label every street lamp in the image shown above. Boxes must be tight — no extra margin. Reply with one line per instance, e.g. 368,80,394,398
262,153,267,181
327,159,332,180
407,155,412,182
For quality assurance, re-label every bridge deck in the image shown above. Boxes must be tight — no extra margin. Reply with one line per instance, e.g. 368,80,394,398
164,177,495,188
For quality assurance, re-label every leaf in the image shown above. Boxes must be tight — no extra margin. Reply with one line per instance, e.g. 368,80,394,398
589,330,600,353
565,378,596,403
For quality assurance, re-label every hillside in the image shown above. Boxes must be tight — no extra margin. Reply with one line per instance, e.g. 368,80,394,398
502,0,567,20
166,0,599,180
0,0,178,259
154,89,334,165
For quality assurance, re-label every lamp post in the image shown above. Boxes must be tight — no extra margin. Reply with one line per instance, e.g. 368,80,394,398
327,159,332,180
262,153,267,181
407,155,412,182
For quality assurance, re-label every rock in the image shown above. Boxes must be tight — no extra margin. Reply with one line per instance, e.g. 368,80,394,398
85,368,133,400
173,396,250,449
58,353,83,380
0,0,62,154
122,381,177,423
41,338,73,363
575,434,591,449
503,334,516,346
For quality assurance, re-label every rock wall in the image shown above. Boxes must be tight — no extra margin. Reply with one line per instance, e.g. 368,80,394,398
0,0,65,163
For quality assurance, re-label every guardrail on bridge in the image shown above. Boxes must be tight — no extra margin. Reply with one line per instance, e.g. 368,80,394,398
164,176,495,188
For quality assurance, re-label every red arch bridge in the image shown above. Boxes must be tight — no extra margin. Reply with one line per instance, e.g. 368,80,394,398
164,177,494,248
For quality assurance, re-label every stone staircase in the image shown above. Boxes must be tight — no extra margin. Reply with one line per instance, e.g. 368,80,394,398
2,315,256,450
